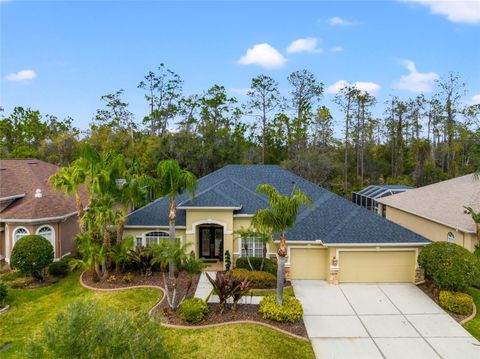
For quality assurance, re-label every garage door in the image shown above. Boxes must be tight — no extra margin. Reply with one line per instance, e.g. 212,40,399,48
289,248,327,279
339,251,416,283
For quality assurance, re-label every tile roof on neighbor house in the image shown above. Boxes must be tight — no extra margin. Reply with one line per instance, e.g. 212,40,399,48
126,165,429,245
0,159,88,221
377,173,480,234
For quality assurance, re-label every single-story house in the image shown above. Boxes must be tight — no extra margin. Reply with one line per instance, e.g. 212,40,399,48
0,159,87,262
377,173,480,253
125,165,429,283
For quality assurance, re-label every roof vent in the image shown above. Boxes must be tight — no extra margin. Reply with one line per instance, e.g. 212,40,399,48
35,189,43,198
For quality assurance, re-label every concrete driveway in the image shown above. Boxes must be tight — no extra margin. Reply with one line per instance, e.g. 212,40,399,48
292,280,480,359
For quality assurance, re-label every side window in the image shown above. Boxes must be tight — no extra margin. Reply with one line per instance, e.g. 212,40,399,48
447,232,455,243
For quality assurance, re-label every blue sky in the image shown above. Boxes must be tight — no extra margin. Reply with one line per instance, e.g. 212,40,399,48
1,0,479,132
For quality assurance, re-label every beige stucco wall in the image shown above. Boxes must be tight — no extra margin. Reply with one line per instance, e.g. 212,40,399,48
0,227,5,258
382,205,479,252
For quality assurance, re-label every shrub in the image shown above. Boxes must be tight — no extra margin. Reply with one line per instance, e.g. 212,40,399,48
10,235,54,280
236,257,277,276
26,300,167,359
107,275,117,283
0,280,7,306
258,295,303,323
179,298,209,324
225,250,231,270
230,269,276,289
0,270,22,282
206,271,250,313
121,272,133,284
48,261,69,277
439,290,473,315
418,242,480,292
9,276,36,289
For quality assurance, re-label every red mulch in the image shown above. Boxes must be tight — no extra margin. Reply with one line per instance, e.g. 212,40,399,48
417,280,472,322
161,303,308,338
83,270,308,338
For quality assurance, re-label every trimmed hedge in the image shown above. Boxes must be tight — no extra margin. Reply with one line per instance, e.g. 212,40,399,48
10,235,54,280
258,295,303,323
236,257,277,276
0,280,7,306
439,290,473,315
179,298,208,324
48,261,69,277
230,269,276,289
418,242,480,292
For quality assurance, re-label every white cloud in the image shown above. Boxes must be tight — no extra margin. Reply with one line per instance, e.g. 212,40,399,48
472,94,480,104
403,0,480,24
238,43,287,69
5,69,37,81
331,46,344,53
394,60,439,93
286,38,322,54
328,16,356,26
228,87,250,96
326,80,381,94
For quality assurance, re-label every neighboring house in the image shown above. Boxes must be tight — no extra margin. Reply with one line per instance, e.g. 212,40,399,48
377,173,480,252
352,184,412,213
0,159,87,262
125,165,429,283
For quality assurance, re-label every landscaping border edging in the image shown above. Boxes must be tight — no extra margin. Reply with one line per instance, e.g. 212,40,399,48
0,304,10,314
161,320,309,341
460,302,477,325
79,271,309,341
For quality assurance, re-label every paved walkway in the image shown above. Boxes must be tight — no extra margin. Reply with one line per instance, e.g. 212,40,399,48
194,271,263,304
292,280,480,359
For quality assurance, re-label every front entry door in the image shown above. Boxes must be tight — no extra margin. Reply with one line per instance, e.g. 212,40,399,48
199,226,223,259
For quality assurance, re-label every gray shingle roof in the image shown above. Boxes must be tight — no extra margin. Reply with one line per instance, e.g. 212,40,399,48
126,165,429,244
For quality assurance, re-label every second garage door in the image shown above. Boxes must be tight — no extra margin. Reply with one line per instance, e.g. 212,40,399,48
289,248,327,279
339,250,416,283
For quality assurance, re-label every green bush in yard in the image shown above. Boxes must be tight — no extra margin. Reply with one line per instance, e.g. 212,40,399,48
10,235,54,280
26,299,167,359
418,242,480,292
0,280,7,306
48,260,69,277
230,269,276,289
439,290,473,315
258,295,303,323
236,257,277,276
179,297,208,324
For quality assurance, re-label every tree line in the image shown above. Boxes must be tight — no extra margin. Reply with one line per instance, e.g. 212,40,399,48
1,64,479,196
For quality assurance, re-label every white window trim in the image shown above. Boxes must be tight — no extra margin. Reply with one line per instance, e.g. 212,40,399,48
238,236,268,258
447,232,455,243
36,225,56,257
13,226,30,245
139,230,183,247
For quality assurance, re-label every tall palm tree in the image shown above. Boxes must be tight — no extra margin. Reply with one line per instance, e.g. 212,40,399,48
49,166,86,232
156,159,197,278
252,184,311,304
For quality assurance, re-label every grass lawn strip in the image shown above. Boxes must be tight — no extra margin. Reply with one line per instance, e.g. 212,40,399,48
464,287,480,340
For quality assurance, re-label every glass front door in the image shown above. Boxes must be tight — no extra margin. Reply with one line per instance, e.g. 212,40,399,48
199,226,223,259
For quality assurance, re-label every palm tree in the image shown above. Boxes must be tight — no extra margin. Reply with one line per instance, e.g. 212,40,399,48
252,184,312,305
82,195,119,249
49,166,86,231
156,159,197,278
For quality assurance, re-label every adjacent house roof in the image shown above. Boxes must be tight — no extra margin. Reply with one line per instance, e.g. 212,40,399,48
127,165,429,245
0,159,88,221
377,174,480,234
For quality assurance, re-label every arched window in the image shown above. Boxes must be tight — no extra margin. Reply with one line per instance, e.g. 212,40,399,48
447,232,455,243
144,231,169,246
37,225,54,244
13,227,29,244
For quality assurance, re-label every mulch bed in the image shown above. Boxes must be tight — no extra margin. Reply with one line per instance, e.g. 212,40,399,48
83,269,308,338
81,270,200,296
417,280,472,322
161,303,308,338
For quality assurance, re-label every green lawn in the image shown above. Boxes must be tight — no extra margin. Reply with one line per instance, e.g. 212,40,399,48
0,273,314,359
464,287,480,340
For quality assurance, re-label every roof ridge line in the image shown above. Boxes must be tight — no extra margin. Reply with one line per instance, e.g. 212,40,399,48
176,178,231,207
